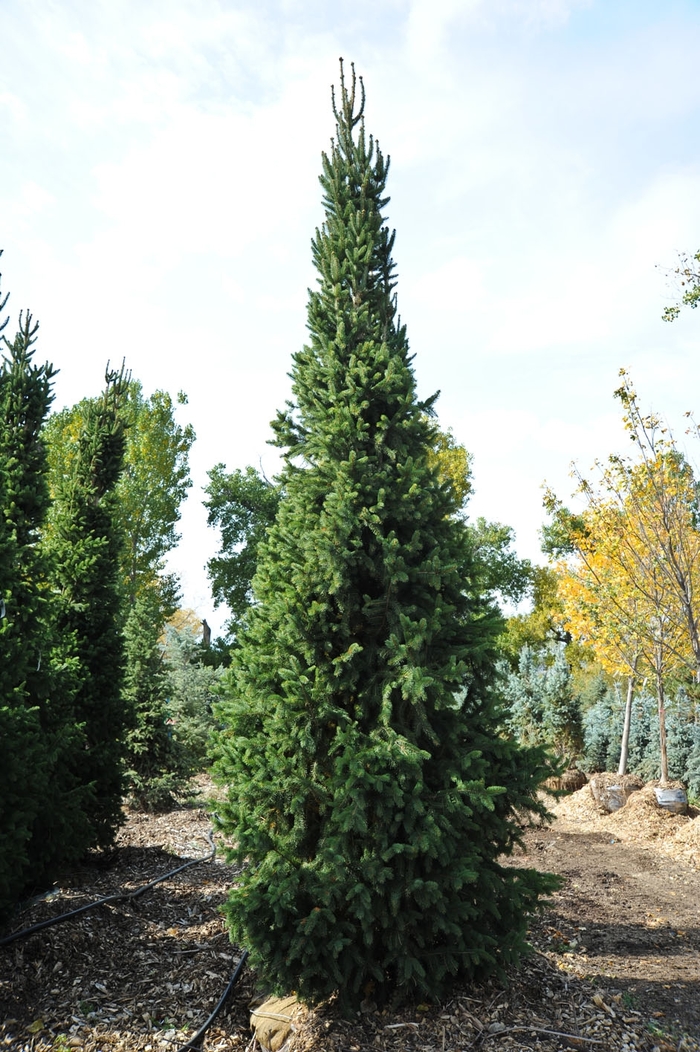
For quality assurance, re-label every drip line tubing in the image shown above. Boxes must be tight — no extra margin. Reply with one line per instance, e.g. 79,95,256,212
1,828,252,1049
0,831,216,947
175,949,249,1051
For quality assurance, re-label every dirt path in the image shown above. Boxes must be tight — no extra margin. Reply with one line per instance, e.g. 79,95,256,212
519,788,700,1041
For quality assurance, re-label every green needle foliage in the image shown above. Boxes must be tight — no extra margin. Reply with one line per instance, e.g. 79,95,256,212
213,62,556,1009
123,587,181,810
45,363,131,849
45,379,195,807
0,301,57,917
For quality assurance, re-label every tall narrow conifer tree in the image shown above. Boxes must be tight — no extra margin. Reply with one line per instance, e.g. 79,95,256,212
213,62,556,1007
45,364,130,849
0,303,56,916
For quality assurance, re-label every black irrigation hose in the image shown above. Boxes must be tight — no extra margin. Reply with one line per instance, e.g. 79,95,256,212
0,831,217,947
2,830,253,1049
176,949,249,1052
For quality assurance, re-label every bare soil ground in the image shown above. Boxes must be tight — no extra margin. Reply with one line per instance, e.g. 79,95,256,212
525,784,700,1043
0,779,698,1052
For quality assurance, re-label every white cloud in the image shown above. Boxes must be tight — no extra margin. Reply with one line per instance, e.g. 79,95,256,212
501,0,593,31
412,257,486,312
20,181,55,216
0,90,26,123
405,0,482,62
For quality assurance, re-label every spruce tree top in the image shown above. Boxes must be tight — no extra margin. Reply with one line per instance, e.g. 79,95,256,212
274,60,435,467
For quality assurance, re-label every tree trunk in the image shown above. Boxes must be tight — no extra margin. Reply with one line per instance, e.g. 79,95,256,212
655,653,669,785
618,668,636,776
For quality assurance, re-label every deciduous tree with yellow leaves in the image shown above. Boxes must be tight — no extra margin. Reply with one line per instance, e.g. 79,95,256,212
544,372,700,784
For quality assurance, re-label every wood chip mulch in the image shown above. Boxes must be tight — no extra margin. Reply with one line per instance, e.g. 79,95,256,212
1,780,697,1052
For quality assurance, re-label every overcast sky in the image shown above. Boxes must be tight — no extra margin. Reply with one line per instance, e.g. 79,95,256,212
3,0,700,631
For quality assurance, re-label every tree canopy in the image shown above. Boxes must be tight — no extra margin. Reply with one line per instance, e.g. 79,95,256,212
660,249,700,322
46,379,194,613
543,372,700,782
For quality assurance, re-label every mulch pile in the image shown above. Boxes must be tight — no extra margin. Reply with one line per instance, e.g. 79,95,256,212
0,779,697,1052
553,781,700,868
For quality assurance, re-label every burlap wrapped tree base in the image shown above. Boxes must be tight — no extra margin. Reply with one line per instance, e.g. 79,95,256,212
588,772,643,812
251,995,306,1051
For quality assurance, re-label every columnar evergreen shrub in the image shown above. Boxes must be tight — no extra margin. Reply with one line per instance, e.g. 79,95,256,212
684,729,700,800
581,684,621,772
45,379,195,805
45,365,130,849
626,691,655,773
0,304,56,916
213,63,557,1009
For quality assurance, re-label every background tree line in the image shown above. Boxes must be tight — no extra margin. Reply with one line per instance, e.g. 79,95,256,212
202,330,700,810
0,254,218,920
499,365,700,798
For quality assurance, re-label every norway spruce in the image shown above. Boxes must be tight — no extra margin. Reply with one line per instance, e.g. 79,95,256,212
45,364,130,849
0,304,56,916
213,63,555,1008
